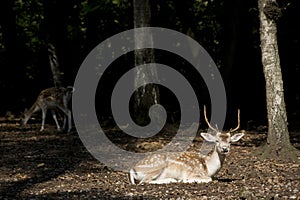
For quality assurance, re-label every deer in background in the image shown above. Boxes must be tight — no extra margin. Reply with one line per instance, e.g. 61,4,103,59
20,86,74,132
129,106,244,184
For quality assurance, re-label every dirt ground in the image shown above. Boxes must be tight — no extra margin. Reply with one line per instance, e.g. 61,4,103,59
1,117,299,200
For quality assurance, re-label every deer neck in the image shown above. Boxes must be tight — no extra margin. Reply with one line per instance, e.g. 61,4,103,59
205,145,226,177
24,102,40,120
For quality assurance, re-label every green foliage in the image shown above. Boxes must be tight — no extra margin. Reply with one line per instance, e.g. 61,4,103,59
14,0,45,50
3,0,227,77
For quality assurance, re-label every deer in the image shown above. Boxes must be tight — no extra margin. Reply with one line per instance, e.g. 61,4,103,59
20,86,74,132
129,106,244,184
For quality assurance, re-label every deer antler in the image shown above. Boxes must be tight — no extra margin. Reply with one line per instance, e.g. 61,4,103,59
203,105,218,132
230,109,240,132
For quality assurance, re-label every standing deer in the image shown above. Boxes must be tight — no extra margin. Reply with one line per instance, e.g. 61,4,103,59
129,106,244,184
20,86,74,132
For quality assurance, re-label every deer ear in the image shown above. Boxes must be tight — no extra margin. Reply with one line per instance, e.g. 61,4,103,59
201,133,217,142
230,133,244,142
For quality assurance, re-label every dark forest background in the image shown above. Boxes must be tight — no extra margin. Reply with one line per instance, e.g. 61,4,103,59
0,0,299,130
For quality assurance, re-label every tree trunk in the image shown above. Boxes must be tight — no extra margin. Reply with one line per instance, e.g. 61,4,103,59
258,0,298,161
133,0,160,125
48,43,63,87
222,0,241,87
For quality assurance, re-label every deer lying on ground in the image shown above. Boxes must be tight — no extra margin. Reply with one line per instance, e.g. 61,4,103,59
129,106,244,184
20,86,74,132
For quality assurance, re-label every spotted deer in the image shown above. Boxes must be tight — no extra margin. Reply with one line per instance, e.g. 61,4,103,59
20,86,74,132
129,106,244,184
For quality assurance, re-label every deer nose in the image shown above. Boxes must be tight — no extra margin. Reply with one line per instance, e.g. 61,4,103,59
222,147,229,153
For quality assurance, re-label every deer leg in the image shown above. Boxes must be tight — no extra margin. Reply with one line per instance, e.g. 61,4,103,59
131,162,167,184
149,178,178,184
56,105,72,132
40,107,47,131
182,176,212,183
139,168,165,184
65,110,71,132
130,167,163,184
62,115,67,130
147,168,179,184
65,110,72,132
51,110,61,131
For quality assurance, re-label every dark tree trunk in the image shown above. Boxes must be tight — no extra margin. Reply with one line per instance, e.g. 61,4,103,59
258,0,298,161
133,0,160,125
221,0,241,125
48,43,62,87
222,0,240,86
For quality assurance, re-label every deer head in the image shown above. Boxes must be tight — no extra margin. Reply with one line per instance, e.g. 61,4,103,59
201,106,244,155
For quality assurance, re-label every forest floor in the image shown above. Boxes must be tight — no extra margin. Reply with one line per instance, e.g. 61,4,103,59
1,117,300,200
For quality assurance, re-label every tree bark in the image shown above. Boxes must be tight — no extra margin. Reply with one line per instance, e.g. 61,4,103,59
133,0,160,125
48,43,63,88
222,0,240,87
258,0,298,161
